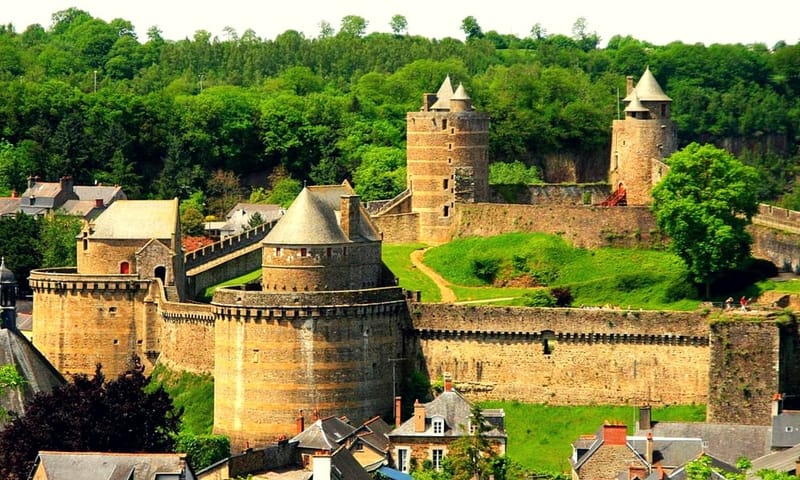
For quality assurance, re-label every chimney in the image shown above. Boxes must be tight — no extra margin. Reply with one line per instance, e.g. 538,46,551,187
413,399,426,433
27,176,35,189
444,373,452,392
339,195,361,241
646,432,654,465
10,190,16,198
312,452,332,480
602,422,627,446
422,93,437,112
312,408,320,422
773,393,783,417
94,198,104,208
395,396,402,427
626,76,634,95
638,405,652,431
59,175,74,193
296,409,305,434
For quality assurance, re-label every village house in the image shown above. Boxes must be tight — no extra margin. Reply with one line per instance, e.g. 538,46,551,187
0,175,126,219
29,451,197,480
388,374,507,473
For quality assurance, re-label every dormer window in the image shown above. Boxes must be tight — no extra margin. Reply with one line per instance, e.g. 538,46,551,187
432,416,445,435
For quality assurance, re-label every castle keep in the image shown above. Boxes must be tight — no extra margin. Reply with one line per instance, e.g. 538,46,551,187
27,70,800,453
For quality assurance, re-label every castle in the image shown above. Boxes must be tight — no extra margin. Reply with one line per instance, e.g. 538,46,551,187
27,70,800,453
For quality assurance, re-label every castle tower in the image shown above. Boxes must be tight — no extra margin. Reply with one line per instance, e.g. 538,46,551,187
609,67,677,205
212,182,406,451
407,76,490,243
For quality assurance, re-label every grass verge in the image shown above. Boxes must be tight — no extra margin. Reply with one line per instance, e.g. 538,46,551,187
201,268,262,302
479,402,706,472
382,243,441,302
148,364,215,435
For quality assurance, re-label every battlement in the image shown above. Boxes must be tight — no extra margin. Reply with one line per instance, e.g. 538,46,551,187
754,204,800,233
29,268,149,292
184,221,276,271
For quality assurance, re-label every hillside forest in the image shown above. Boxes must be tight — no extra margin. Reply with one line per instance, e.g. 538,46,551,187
1,8,800,220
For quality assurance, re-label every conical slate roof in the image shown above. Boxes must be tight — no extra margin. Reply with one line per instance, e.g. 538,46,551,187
430,75,455,110
624,90,649,113
263,184,380,245
0,257,15,284
624,67,671,103
452,83,471,101
0,326,64,422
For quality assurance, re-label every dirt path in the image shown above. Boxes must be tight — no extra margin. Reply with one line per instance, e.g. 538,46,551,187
409,248,457,303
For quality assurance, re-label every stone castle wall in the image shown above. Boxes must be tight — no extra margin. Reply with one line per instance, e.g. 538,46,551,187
187,246,262,299
452,203,661,248
158,299,215,374
211,286,408,451
488,183,611,206
407,304,710,407
372,213,420,244
77,238,151,274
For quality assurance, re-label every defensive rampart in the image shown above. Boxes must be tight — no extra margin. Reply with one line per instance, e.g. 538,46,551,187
407,304,710,406
751,204,800,272
158,298,215,374
453,203,661,248
184,222,275,271
488,183,610,206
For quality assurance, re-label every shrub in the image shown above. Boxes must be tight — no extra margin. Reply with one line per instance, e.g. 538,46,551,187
550,287,573,307
471,256,501,284
176,433,230,470
522,289,556,307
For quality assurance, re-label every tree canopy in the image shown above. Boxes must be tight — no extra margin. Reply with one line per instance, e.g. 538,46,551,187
0,360,180,480
651,143,760,296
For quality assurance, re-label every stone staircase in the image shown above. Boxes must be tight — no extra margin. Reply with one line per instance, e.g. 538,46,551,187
163,285,180,302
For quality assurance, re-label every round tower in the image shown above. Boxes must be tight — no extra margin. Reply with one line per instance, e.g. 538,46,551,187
609,67,677,205
213,183,406,452
407,76,490,243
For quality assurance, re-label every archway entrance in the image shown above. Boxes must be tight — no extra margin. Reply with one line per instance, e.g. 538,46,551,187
154,266,166,283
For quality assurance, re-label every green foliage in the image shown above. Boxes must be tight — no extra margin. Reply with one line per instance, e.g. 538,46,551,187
38,213,81,268
148,364,214,435
478,401,705,472
201,268,263,303
180,207,205,237
471,256,502,284
175,433,230,471
0,364,24,421
489,161,542,185
264,177,301,208
352,146,406,201
521,289,556,307
0,361,180,480
247,211,265,229
651,143,760,297
399,370,433,421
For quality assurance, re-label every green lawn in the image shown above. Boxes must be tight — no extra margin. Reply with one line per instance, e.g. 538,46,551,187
201,268,262,302
382,243,442,302
148,364,215,435
479,402,706,472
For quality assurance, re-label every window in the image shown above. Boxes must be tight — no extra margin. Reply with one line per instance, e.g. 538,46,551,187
119,261,129,274
83,239,88,251
275,247,282,256
448,143,452,151
300,247,308,257
253,349,260,363
443,178,449,190
661,104,667,117
447,157,452,164
442,118,447,130
443,205,450,217
397,448,410,473
432,449,444,471
450,127,455,134
353,441,363,451
326,247,332,257
343,247,348,256
432,417,445,435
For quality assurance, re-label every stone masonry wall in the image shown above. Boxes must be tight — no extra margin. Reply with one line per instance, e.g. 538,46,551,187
707,320,784,425
158,300,215,374
488,184,611,206
407,304,710,406
372,213,420,243
453,204,661,248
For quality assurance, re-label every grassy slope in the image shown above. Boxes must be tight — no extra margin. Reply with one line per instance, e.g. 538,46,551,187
423,232,701,310
382,243,442,302
201,268,262,302
480,402,706,472
148,364,215,435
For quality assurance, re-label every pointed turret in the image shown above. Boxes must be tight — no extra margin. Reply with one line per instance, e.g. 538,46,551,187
633,66,672,102
624,90,649,118
430,75,455,110
450,83,473,112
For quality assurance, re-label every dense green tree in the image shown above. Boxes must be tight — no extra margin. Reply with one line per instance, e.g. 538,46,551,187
339,15,368,38
390,15,408,36
461,16,484,41
352,146,406,201
651,143,760,297
0,361,179,480
39,213,81,268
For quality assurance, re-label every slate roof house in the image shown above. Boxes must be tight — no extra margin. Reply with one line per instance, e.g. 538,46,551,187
29,451,196,480
11,176,126,219
388,374,506,473
571,421,739,480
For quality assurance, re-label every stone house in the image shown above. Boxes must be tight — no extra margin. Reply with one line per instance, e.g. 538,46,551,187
571,422,738,480
29,451,196,479
388,374,506,473
6,175,127,220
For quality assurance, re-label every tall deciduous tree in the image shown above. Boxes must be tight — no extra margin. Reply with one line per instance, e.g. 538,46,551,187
651,143,760,297
390,15,408,36
461,16,484,41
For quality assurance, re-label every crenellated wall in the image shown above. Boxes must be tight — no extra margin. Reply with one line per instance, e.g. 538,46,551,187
452,203,661,248
406,304,710,407
488,183,610,206
158,300,215,374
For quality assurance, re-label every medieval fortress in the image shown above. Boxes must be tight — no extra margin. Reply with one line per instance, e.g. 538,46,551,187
27,70,800,452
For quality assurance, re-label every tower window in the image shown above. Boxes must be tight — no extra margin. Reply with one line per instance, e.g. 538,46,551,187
276,247,282,256
661,104,667,117
448,143,452,151
300,248,308,257
450,127,455,134
443,205,450,217
447,157,452,164
326,247,332,257
442,118,447,130
443,178,449,190
83,239,88,251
